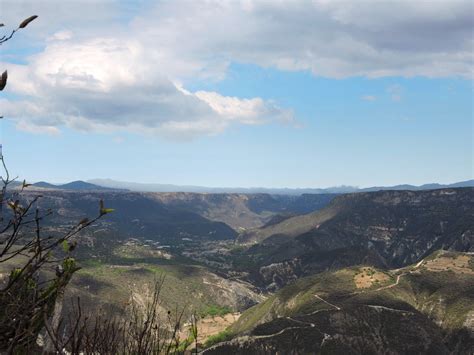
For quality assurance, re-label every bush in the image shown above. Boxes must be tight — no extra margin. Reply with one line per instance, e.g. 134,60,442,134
201,305,232,317
204,330,233,348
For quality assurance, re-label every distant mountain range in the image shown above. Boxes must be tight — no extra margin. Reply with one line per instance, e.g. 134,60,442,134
11,178,473,194
87,178,474,195
12,180,127,191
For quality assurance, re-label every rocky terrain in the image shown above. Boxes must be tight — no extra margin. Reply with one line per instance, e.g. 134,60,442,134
205,251,474,354
234,188,474,290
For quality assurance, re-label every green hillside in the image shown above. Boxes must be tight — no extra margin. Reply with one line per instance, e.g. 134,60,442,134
64,243,265,319
205,251,474,354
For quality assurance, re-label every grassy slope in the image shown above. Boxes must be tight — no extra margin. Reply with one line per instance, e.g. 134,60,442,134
229,251,474,336
64,243,263,319
238,200,342,244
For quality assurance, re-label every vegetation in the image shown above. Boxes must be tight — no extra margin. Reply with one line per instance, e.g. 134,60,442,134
204,330,233,348
71,255,239,317
201,305,232,318
231,252,474,337
43,277,195,354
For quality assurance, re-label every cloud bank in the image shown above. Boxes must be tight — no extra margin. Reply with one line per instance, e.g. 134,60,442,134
1,0,472,138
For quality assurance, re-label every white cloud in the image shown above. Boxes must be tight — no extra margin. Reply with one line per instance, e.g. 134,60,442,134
2,36,294,139
15,120,60,136
128,0,473,79
194,91,294,125
1,0,472,138
47,30,73,42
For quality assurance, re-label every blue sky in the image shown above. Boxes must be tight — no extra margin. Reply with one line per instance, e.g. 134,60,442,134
1,1,472,188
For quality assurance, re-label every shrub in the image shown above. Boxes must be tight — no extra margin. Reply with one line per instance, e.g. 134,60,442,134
204,330,233,348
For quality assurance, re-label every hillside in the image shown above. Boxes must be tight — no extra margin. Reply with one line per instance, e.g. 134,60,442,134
18,190,238,243
64,243,266,319
234,188,474,289
205,251,474,354
147,192,335,229
16,190,335,237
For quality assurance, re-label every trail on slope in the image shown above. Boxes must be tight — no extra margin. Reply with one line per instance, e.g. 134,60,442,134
372,257,425,292
205,258,428,351
314,294,341,311
373,274,403,291
231,258,428,343
366,305,414,314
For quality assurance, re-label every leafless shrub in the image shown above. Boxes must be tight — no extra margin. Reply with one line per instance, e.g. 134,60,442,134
44,276,196,354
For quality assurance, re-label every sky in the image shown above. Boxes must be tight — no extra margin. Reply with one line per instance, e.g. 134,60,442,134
0,0,472,188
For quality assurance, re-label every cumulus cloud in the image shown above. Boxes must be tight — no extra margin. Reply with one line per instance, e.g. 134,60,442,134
1,0,472,138
194,91,294,125
2,37,293,138
128,0,472,79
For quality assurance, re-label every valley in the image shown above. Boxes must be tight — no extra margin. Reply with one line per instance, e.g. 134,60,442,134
1,186,473,352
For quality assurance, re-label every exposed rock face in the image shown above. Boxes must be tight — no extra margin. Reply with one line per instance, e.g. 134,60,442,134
240,188,474,288
201,274,266,310
258,259,302,291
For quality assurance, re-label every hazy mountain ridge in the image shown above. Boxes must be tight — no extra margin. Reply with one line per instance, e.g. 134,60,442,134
11,180,128,191
88,178,474,195
16,178,473,195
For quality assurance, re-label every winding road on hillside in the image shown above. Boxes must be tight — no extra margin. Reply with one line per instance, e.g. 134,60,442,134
372,257,425,292
205,258,427,352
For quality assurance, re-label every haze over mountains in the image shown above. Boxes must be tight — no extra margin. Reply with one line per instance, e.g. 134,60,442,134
23,178,474,194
